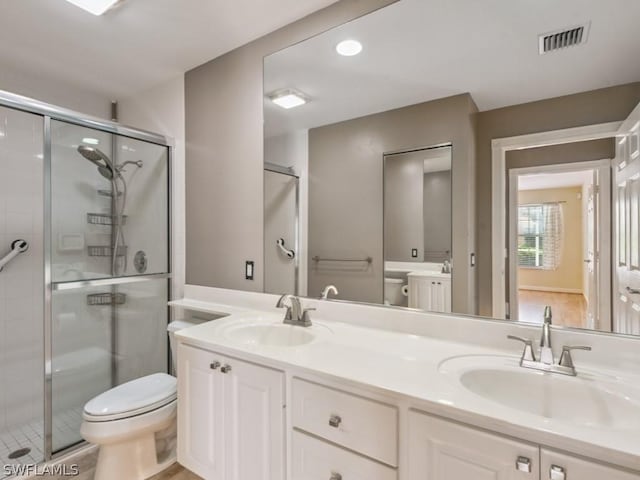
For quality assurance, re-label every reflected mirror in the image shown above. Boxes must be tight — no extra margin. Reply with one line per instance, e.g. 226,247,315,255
262,0,640,336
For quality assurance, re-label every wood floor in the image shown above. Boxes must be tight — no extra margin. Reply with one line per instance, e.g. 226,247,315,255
27,447,202,480
518,289,587,328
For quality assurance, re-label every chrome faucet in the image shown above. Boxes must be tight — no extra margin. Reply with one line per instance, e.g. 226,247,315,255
276,294,314,327
320,285,339,299
441,260,451,274
507,305,592,376
539,305,554,365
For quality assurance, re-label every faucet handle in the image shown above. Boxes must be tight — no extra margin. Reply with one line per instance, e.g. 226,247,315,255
300,307,315,326
558,345,592,369
507,335,537,363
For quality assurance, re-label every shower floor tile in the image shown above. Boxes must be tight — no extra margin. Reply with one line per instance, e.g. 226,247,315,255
1,407,84,479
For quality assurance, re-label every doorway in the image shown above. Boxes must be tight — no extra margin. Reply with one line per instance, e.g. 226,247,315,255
508,160,611,330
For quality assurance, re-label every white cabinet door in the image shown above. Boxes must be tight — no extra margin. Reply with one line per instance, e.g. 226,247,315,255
408,410,539,480
177,344,225,480
222,355,285,480
541,449,640,480
409,276,432,310
178,345,285,480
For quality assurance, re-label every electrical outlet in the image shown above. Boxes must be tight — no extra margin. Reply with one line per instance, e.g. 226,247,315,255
411,248,418,258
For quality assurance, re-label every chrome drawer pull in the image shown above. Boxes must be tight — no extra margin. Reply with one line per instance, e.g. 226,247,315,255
210,361,221,370
328,414,342,428
221,364,232,374
330,473,342,480
550,465,566,480
516,456,531,473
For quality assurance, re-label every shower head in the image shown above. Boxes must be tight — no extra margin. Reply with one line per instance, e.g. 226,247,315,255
77,145,115,180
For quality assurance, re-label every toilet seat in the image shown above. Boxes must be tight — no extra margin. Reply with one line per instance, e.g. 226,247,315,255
83,373,177,422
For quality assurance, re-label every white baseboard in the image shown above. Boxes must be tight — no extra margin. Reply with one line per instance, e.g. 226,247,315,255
519,286,583,294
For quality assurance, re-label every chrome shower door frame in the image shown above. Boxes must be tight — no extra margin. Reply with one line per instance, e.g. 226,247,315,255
0,89,174,462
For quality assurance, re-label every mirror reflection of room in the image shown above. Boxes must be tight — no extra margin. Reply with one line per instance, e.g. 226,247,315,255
384,145,452,311
259,0,640,337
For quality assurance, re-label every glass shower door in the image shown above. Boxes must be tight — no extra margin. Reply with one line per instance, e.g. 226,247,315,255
0,106,45,477
49,120,169,453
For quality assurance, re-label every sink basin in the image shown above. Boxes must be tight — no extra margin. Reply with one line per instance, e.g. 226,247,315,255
440,355,640,429
223,323,317,347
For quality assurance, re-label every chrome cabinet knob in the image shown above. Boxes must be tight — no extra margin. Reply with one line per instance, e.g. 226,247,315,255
210,361,221,370
221,364,232,374
515,456,531,473
330,473,342,480
328,414,342,428
550,465,566,480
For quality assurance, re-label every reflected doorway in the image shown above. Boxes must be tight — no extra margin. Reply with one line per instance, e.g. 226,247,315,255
508,160,612,330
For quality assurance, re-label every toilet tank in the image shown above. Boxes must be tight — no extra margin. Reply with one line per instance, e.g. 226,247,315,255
167,320,198,372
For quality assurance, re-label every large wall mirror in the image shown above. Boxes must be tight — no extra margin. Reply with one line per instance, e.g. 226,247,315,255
261,0,640,337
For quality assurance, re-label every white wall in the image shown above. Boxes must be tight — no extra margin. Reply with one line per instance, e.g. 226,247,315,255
0,107,44,433
118,76,186,302
264,130,309,296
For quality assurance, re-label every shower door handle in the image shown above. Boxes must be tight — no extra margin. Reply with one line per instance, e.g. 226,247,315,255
0,239,29,272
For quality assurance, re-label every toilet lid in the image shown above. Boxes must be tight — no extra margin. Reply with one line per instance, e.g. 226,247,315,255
84,373,177,421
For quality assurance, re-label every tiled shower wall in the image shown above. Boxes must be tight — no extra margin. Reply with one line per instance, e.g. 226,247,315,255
0,106,44,435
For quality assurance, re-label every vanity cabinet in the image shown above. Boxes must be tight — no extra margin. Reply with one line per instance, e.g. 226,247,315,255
177,343,284,480
540,449,640,480
408,409,539,480
408,274,451,313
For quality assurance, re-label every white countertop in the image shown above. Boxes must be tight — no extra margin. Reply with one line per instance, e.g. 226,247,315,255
174,301,640,472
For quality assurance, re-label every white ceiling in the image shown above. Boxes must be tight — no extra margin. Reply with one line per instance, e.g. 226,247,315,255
518,170,593,191
264,0,640,137
0,0,339,98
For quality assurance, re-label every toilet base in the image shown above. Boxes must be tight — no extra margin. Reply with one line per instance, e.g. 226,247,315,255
94,432,176,480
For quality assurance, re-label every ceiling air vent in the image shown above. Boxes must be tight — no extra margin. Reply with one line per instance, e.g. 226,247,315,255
538,23,589,54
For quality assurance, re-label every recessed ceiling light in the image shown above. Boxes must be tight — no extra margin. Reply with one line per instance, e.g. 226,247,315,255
82,137,100,145
336,39,363,57
63,0,120,16
269,89,308,110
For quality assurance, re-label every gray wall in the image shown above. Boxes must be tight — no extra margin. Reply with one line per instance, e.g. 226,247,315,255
308,94,477,312
424,170,452,262
475,82,640,316
385,150,425,263
185,0,397,291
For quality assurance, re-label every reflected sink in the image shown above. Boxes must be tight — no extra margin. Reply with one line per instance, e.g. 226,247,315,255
223,323,318,347
440,355,640,429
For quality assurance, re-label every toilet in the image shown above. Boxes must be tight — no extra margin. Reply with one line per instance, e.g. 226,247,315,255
384,277,409,306
80,320,194,480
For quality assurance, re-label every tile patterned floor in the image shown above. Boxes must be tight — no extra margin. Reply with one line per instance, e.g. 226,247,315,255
1,408,84,480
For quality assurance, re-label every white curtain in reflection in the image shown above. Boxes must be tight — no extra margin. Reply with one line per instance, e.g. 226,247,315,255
542,203,563,270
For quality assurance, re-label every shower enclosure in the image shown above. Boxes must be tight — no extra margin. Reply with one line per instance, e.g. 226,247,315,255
0,91,171,477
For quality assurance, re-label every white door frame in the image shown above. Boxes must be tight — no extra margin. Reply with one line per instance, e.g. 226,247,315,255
507,159,612,323
491,121,621,318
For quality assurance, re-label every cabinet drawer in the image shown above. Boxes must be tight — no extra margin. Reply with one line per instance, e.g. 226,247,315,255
292,430,397,480
292,378,398,466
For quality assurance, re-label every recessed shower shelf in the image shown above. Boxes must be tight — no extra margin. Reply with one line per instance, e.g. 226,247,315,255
87,213,128,226
87,292,127,306
87,245,128,257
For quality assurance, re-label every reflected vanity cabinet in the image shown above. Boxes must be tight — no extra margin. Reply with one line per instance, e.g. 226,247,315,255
408,273,452,313
177,343,639,480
